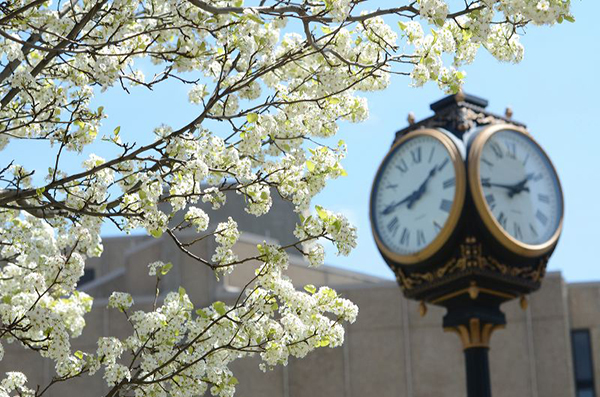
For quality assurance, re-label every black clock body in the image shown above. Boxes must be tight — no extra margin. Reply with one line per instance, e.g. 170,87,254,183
371,93,563,311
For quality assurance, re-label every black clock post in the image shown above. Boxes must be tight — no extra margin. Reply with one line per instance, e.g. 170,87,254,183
370,92,563,397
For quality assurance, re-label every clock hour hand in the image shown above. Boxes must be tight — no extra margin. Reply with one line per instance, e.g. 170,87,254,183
507,173,534,197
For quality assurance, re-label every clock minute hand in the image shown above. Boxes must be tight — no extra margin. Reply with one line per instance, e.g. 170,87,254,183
407,165,439,209
482,173,534,197
382,163,441,215
381,191,417,215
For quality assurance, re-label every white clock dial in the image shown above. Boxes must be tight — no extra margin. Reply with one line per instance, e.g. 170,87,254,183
477,129,562,246
370,130,465,263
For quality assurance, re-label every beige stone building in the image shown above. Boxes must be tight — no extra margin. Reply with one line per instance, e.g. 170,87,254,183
1,195,597,397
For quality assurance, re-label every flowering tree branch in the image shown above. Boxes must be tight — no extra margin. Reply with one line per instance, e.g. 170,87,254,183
0,0,573,396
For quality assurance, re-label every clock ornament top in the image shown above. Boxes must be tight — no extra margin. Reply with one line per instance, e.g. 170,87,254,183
370,93,564,307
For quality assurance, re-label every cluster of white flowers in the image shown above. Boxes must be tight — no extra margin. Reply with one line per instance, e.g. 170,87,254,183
0,372,32,396
212,218,240,270
400,0,572,90
184,206,210,232
419,0,449,25
108,292,134,311
295,206,357,257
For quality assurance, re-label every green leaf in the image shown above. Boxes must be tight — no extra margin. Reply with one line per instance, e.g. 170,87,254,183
150,229,163,238
196,308,208,318
36,186,45,197
306,160,315,172
327,97,340,105
179,286,186,298
97,106,104,114
246,14,264,24
228,377,239,386
304,284,317,294
340,168,348,177
74,350,84,360
321,26,332,35
113,126,121,135
213,301,227,316
247,113,259,123
564,15,575,23
161,262,173,275
315,205,328,221
398,21,407,31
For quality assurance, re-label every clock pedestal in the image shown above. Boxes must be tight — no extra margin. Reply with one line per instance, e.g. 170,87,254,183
373,92,562,397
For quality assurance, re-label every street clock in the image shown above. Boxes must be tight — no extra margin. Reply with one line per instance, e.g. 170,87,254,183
368,92,565,397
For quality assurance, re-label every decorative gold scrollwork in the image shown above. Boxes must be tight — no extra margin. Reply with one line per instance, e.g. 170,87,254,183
393,236,549,291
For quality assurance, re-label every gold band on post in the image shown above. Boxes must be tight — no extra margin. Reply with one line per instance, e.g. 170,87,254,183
444,318,505,350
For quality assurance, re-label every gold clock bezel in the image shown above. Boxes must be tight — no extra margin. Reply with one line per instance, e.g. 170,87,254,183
369,128,467,265
468,124,564,258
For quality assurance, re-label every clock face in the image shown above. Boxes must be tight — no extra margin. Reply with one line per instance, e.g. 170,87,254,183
469,126,563,256
370,129,465,264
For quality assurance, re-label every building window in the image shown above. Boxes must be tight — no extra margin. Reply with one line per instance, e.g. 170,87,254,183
572,329,596,397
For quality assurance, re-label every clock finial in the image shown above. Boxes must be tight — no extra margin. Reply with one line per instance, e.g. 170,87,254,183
505,107,513,119
407,112,415,125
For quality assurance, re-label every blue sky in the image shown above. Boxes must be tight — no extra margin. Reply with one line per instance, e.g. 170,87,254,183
4,1,598,282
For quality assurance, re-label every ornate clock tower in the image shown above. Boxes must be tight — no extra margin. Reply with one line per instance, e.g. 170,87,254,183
369,92,564,397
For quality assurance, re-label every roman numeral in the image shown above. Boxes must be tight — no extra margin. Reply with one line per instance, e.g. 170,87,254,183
506,142,516,159
443,177,455,189
417,229,426,246
523,153,530,166
532,173,543,182
411,147,422,164
400,228,410,246
386,217,399,236
538,193,550,203
433,220,442,233
497,212,507,229
514,222,523,240
396,158,408,173
440,199,452,213
536,210,548,226
438,158,449,171
428,147,436,163
481,177,491,188
481,157,494,168
529,223,538,237
490,142,503,159
485,194,495,205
